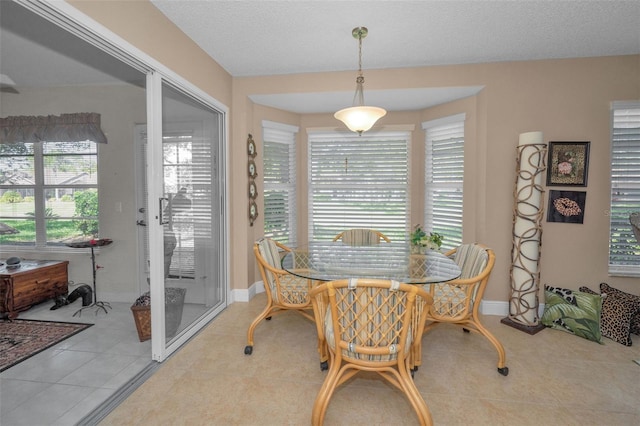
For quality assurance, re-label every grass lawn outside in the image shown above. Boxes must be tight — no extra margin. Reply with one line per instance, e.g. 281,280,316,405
0,201,95,244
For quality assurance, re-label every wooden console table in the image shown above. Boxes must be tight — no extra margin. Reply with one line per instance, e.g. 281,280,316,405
0,260,69,319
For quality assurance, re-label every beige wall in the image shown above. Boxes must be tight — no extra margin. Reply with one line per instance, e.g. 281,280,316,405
9,1,640,305
0,85,146,300
69,0,231,103
236,56,640,302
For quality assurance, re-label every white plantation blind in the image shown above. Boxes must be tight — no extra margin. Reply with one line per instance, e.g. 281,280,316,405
423,114,465,250
307,130,410,241
609,101,640,276
262,120,298,245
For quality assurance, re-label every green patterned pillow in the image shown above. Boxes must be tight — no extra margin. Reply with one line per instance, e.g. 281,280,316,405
541,288,603,343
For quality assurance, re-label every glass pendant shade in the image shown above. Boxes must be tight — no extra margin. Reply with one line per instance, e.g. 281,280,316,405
335,27,386,135
334,105,386,134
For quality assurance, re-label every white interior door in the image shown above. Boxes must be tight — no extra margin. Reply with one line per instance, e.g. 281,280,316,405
136,123,209,302
135,127,150,295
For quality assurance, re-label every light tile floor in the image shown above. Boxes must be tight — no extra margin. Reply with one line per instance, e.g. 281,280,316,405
1,299,208,425
101,293,640,425
0,301,154,426
5,294,640,425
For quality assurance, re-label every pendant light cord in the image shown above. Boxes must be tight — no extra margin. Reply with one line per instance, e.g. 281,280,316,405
354,29,365,106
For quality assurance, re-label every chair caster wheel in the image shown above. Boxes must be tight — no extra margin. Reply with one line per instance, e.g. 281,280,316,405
320,361,328,371
498,366,509,376
244,346,253,355
265,316,272,321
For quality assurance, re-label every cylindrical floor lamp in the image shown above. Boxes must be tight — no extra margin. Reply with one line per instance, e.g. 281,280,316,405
501,132,547,334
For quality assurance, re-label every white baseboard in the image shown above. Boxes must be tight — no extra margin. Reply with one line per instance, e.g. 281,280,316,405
100,284,265,305
231,281,265,303
480,300,546,317
235,283,545,318
479,300,509,316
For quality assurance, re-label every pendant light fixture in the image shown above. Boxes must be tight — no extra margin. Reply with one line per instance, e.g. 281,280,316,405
334,27,386,135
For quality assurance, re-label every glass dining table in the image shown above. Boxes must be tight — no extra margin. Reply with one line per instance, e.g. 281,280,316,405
281,241,461,284
281,240,461,373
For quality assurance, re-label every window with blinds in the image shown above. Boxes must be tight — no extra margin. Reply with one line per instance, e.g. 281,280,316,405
0,141,99,247
423,114,465,250
262,120,298,245
609,101,640,276
307,130,410,242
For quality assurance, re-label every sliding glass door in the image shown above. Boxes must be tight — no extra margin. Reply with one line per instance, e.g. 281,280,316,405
9,1,229,363
146,75,227,360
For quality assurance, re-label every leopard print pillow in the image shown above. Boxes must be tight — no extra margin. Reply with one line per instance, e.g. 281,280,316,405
580,284,640,346
545,284,577,305
600,283,640,336
632,315,640,336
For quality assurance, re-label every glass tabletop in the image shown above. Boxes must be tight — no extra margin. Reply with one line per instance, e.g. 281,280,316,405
281,241,461,284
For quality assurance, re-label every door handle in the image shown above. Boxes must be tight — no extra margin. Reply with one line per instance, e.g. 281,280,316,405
159,197,169,225
136,220,147,226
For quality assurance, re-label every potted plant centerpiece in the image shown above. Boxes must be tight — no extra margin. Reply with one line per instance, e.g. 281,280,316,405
410,224,443,254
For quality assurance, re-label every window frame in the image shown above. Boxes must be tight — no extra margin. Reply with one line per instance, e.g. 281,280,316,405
262,120,298,245
0,140,99,249
307,129,412,242
422,113,465,250
608,100,640,276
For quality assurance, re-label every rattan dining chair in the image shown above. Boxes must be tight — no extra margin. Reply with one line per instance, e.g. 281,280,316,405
244,238,316,355
417,243,509,376
309,278,434,425
332,228,391,245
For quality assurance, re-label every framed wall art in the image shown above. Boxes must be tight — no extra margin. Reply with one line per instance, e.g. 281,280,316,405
546,141,590,186
547,190,586,224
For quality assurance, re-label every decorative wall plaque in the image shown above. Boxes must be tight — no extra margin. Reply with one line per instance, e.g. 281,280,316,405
247,134,258,226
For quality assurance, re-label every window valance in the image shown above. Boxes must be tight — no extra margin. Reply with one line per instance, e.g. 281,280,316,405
0,112,107,144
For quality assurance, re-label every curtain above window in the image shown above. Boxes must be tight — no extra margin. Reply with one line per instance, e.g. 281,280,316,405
0,113,107,144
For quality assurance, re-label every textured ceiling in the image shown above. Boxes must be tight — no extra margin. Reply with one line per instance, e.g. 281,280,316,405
151,0,640,77
149,0,640,112
1,1,639,113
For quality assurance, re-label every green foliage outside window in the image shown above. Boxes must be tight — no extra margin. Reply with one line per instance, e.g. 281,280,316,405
1,190,22,203
74,190,99,236
26,207,58,218
1,140,99,245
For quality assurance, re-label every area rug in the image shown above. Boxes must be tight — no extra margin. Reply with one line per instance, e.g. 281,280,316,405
0,319,92,372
